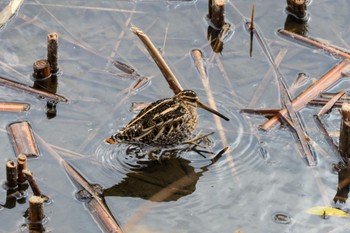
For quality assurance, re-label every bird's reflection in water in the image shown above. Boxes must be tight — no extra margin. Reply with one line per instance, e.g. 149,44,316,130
104,146,216,202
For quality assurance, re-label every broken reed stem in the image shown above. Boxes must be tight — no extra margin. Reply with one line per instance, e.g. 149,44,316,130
0,75,68,102
250,4,255,30
33,59,51,80
131,26,183,94
339,103,350,161
278,29,350,60
261,60,350,131
0,102,30,112
23,170,42,196
286,0,307,19
47,32,59,73
317,90,346,117
62,160,124,233
87,199,124,233
6,160,17,188
211,0,225,29
29,196,45,222
17,154,27,183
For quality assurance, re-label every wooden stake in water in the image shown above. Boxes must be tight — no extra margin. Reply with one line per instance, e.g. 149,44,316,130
6,160,17,188
33,59,51,80
47,32,59,74
17,154,27,183
29,196,44,222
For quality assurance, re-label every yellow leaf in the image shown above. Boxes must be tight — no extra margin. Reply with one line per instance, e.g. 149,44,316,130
307,206,348,217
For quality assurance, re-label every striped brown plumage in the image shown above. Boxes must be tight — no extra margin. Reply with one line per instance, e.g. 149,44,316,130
105,90,229,148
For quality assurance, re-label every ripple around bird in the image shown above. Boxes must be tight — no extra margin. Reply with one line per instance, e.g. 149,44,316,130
95,109,264,189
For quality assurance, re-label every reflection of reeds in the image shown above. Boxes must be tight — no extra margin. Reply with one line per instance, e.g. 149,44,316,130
191,49,239,180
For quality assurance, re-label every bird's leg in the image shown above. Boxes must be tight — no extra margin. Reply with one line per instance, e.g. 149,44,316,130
182,132,214,148
147,150,158,161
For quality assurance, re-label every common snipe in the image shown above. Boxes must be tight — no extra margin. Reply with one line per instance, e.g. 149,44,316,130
105,90,229,148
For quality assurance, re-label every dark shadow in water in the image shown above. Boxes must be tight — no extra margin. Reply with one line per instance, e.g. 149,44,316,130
103,148,220,202
284,14,309,36
333,163,350,204
1,183,28,209
33,74,58,119
207,26,224,53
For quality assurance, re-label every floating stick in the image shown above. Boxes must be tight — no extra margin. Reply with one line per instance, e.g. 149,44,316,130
278,29,350,60
131,26,183,94
7,121,39,157
6,160,17,188
17,154,27,183
0,75,67,102
62,160,123,233
47,32,59,73
0,102,30,112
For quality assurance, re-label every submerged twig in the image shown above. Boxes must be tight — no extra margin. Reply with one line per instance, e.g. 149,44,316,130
131,26,183,94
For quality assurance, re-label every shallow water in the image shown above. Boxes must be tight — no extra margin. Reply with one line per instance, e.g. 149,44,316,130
0,0,350,232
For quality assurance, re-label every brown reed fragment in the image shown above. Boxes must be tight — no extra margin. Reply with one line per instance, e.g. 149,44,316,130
339,103,350,161
240,109,281,117
211,0,225,29
278,29,350,60
47,32,59,73
87,198,123,233
131,26,183,94
261,60,350,131
191,49,207,80
250,3,255,30
0,102,30,112
62,160,123,233
111,60,136,75
286,0,307,19
317,90,346,117
8,121,39,157
0,75,67,102
29,196,44,222
17,154,27,183
6,160,17,188
33,59,50,80
23,170,42,196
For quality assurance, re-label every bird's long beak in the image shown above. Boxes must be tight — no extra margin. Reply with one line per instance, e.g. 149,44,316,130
196,100,229,121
